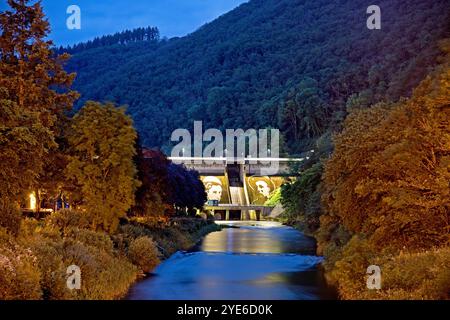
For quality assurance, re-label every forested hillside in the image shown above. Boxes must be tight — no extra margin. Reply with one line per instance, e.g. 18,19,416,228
64,0,450,152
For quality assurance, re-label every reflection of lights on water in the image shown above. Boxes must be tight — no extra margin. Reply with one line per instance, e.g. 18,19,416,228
29,193,36,210
226,227,234,252
215,221,281,228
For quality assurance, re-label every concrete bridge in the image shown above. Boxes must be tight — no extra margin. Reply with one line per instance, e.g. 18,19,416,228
168,156,308,221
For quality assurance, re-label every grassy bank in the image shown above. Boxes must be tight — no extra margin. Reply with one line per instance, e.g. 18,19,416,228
279,218,450,300
0,210,221,300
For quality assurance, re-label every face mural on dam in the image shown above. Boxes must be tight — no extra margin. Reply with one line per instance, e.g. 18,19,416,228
201,176,229,203
246,176,286,205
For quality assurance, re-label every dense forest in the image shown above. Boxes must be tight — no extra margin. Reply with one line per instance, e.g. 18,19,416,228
64,0,450,153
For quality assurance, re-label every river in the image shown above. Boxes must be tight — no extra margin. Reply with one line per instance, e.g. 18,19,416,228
126,221,336,300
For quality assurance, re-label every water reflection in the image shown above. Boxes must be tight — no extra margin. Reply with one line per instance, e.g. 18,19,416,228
200,221,317,255
126,221,336,300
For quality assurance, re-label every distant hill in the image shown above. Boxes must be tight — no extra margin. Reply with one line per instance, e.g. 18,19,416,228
63,0,450,152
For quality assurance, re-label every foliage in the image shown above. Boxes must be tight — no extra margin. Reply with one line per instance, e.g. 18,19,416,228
264,187,281,207
0,231,42,299
1,210,141,300
329,237,450,300
131,146,171,218
132,147,207,218
127,236,160,273
314,43,450,299
280,162,324,235
66,102,140,233
166,163,207,214
0,200,22,235
63,0,450,152
0,0,77,228
321,47,450,251
45,209,91,233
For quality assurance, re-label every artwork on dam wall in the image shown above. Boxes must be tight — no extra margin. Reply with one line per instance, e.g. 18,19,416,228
246,176,286,205
201,176,229,204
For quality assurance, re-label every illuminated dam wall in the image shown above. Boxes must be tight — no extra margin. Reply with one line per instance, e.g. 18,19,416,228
169,157,303,220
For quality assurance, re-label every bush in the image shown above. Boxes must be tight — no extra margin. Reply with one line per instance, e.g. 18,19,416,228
0,200,21,236
62,239,138,299
46,209,91,233
27,236,69,300
66,228,114,255
328,236,378,299
18,219,139,300
327,239,450,300
0,234,42,300
379,247,450,300
128,236,160,273
155,227,192,257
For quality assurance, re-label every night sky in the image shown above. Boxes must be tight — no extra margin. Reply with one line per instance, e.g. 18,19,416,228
0,0,248,46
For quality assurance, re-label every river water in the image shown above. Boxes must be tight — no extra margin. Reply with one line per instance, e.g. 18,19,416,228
126,221,336,300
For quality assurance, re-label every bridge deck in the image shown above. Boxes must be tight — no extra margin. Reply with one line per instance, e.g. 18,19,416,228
204,204,271,211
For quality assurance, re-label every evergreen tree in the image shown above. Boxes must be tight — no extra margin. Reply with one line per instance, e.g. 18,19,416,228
0,0,77,230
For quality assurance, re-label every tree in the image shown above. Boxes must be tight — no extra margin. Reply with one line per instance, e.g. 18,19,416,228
131,144,171,220
66,102,140,233
0,0,77,231
167,163,206,215
278,78,329,149
321,44,450,250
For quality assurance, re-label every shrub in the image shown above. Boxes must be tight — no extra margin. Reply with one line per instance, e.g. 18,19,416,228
26,236,69,300
0,235,42,300
62,239,138,299
155,227,192,257
19,223,138,300
0,200,21,236
128,236,160,273
65,228,114,255
379,247,450,300
46,209,91,233
327,240,450,300
328,235,378,299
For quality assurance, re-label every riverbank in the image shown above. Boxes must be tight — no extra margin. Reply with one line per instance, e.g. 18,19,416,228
0,211,221,300
277,216,450,300
115,216,223,296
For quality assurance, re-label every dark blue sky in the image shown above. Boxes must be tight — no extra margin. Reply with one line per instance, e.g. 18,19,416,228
1,0,247,46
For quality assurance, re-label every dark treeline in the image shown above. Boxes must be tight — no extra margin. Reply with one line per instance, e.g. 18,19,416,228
55,26,160,55
132,147,206,219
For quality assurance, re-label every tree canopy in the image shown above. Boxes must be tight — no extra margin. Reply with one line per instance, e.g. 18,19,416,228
66,102,140,233
63,0,449,153
0,0,77,232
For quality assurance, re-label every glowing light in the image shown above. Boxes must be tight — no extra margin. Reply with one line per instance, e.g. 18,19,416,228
29,193,36,210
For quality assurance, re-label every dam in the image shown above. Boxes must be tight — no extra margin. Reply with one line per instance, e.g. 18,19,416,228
167,156,306,220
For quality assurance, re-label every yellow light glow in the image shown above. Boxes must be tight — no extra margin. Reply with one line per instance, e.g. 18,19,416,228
29,193,36,210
